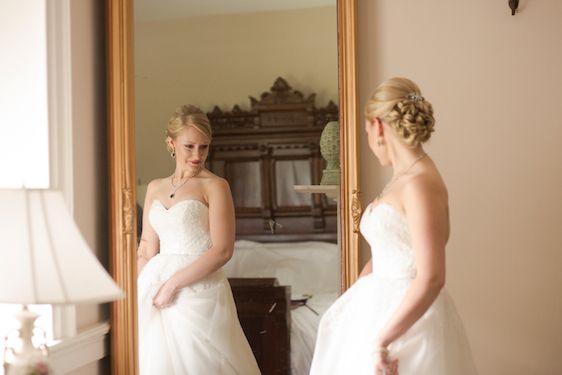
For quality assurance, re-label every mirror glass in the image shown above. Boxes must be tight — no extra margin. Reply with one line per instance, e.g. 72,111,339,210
134,1,339,373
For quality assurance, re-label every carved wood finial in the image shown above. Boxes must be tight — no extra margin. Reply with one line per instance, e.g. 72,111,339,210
210,106,223,115
253,77,315,107
326,101,338,111
271,77,291,92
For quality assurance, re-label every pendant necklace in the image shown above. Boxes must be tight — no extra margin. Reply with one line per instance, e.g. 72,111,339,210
376,153,426,201
169,167,202,199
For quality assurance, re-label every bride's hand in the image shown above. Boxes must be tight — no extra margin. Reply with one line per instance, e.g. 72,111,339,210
374,349,398,375
152,280,178,309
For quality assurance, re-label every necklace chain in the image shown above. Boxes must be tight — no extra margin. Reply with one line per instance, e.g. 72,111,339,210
169,167,203,199
376,153,426,201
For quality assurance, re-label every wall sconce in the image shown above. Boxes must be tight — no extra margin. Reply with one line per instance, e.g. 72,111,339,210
509,0,519,16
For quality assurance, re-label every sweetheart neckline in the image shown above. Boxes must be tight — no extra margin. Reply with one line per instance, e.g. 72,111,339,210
152,198,208,211
366,201,408,224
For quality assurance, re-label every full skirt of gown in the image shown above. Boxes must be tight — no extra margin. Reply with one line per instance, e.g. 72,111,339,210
138,254,261,375
309,274,478,374
309,202,478,375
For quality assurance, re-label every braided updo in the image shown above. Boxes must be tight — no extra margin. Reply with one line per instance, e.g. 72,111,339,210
365,77,435,147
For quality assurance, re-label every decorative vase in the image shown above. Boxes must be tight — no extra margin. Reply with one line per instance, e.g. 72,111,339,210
319,121,340,185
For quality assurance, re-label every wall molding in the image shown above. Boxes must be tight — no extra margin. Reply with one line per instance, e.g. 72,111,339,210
49,322,109,374
46,0,78,341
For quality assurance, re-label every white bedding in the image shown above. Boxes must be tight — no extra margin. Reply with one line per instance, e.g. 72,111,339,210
223,240,340,375
290,292,338,375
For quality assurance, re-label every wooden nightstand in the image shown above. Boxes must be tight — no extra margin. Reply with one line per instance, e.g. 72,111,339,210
228,278,291,375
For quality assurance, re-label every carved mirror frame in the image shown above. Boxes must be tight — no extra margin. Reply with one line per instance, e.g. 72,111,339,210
106,0,360,373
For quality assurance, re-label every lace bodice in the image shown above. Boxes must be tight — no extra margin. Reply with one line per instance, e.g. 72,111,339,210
360,202,417,279
149,199,212,255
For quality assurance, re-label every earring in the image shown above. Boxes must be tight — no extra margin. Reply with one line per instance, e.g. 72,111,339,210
170,150,176,158
377,138,384,147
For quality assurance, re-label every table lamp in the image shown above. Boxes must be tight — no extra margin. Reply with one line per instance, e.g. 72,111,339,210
0,189,125,375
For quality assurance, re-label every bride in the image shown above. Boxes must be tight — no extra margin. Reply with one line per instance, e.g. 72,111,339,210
309,78,478,375
136,105,260,375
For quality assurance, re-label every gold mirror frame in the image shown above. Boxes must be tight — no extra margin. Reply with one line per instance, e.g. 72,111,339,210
106,0,359,373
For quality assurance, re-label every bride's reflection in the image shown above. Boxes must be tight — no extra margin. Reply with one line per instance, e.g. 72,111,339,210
134,2,338,374
136,106,260,373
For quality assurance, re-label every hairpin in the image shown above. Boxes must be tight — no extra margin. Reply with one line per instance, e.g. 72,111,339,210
406,93,424,102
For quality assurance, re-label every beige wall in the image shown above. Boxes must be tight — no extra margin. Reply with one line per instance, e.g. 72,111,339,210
358,1,562,374
135,6,338,184
70,0,108,332
68,1,108,374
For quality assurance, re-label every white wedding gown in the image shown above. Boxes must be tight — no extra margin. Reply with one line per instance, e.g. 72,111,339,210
137,199,261,375
310,202,478,375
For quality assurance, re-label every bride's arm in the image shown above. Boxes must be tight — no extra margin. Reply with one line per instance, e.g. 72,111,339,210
137,180,160,275
374,176,448,350
162,177,235,292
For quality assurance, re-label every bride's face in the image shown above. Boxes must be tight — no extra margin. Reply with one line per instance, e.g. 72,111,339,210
171,126,210,173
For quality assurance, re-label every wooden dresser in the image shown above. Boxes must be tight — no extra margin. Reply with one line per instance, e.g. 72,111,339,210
228,278,291,375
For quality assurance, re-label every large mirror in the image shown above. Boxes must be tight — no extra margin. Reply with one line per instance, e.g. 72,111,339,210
107,0,358,374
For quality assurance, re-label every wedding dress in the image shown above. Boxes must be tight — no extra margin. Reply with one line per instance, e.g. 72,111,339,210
309,202,478,375
137,199,261,375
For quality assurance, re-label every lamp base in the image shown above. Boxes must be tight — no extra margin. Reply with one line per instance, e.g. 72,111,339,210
3,306,51,375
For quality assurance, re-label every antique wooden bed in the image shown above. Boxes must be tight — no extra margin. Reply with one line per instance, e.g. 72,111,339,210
207,76,338,243
207,77,339,375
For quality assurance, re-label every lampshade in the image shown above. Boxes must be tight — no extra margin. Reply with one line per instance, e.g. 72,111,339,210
0,189,124,304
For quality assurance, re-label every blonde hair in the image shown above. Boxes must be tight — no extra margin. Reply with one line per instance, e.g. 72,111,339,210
364,77,435,147
166,105,212,142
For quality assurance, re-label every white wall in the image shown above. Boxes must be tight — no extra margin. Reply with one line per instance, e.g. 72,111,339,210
358,1,562,374
0,0,49,188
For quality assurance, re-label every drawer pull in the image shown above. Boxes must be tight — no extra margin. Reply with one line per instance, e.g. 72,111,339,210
268,302,277,313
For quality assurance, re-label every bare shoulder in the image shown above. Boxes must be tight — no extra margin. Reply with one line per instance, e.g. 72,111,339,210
402,164,450,239
199,170,229,187
145,177,168,196
146,177,171,194
198,170,231,199
403,169,448,211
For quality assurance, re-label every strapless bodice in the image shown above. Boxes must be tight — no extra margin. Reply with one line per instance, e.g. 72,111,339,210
149,199,212,255
360,202,417,279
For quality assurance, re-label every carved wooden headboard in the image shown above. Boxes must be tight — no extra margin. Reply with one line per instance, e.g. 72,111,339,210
207,77,338,243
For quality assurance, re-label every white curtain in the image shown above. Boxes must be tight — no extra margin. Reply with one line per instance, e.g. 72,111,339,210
275,160,312,206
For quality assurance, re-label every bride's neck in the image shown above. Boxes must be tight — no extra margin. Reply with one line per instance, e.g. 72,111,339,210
389,144,425,177
173,165,203,180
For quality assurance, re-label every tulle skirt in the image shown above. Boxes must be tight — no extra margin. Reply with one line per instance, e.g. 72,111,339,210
137,253,261,375
310,274,478,375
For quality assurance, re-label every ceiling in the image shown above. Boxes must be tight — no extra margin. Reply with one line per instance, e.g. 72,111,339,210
135,0,336,22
